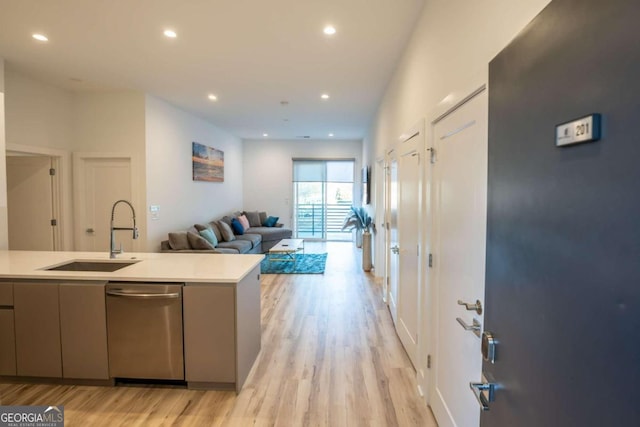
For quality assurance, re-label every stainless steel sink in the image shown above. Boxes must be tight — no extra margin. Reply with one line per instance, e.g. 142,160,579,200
44,259,140,272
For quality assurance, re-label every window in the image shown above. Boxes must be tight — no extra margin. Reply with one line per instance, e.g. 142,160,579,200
292,160,354,240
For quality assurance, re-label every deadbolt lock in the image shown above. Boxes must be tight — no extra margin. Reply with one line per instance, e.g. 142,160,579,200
482,331,496,364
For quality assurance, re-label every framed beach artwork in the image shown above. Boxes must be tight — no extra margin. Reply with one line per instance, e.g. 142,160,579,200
192,142,224,182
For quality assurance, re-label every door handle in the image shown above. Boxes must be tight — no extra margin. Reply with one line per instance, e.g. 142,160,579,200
456,317,481,337
390,246,399,254
86,228,95,234
457,299,483,315
469,381,496,411
106,290,180,299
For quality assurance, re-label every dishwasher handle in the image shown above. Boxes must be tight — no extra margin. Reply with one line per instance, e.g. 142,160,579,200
106,289,181,299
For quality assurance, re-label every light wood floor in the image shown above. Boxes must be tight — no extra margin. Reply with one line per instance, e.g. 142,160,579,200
0,242,437,426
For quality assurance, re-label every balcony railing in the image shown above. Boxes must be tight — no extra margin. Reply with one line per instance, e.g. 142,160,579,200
295,203,352,240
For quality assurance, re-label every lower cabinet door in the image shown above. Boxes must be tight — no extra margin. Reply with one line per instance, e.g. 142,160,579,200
183,285,236,383
59,282,109,379
14,283,62,378
0,308,16,376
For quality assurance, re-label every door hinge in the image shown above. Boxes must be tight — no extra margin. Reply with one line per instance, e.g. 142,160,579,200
51,219,57,226
49,168,56,176
427,147,436,164
417,244,420,256
427,354,431,369
428,253,433,268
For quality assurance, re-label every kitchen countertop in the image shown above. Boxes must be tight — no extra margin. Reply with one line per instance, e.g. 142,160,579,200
0,250,264,283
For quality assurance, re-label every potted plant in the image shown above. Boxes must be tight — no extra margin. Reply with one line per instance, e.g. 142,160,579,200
341,207,373,271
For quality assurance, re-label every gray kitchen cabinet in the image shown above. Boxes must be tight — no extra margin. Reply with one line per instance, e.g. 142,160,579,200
14,282,62,378
183,284,236,384
59,282,109,379
0,282,16,376
183,265,261,391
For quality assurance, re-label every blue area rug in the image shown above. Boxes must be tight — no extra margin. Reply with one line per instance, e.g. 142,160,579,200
261,253,327,274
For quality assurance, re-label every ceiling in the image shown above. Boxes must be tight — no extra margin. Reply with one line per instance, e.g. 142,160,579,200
0,0,424,140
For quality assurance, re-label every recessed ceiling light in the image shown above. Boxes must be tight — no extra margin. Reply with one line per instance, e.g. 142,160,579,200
329,133,334,137
164,29,177,38
263,133,269,137
208,94,217,101
32,33,48,42
321,93,330,100
323,25,336,36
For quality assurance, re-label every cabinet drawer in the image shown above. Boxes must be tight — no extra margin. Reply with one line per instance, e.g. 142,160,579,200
0,282,13,306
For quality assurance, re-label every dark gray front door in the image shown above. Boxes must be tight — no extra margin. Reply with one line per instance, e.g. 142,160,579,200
483,0,640,426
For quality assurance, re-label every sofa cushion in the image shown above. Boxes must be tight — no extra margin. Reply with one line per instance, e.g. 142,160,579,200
205,221,223,242
231,218,245,235
199,228,218,246
236,233,261,249
246,226,292,242
244,211,262,227
187,231,215,250
168,232,190,250
220,215,233,226
217,220,236,241
217,239,252,253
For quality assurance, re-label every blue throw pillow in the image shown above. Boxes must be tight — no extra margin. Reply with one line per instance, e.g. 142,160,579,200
263,216,279,227
198,228,218,247
231,218,245,235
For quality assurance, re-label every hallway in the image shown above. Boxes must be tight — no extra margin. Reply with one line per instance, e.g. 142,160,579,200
0,242,436,426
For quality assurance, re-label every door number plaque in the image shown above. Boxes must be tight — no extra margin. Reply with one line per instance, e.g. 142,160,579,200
556,114,601,147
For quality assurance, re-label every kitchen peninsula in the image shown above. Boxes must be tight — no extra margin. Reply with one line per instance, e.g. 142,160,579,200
0,251,263,393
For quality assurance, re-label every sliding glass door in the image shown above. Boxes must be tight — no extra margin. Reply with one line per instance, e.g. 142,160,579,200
293,160,354,241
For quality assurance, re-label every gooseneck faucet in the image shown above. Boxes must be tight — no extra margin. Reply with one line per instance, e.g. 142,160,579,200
110,200,139,258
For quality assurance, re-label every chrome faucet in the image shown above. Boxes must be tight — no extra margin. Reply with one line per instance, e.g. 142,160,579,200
110,200,139,258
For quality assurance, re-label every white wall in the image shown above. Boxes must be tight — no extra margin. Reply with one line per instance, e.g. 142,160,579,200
4,68,75,250
5,69,74,151
242,139,362,227
72,91,148,250
0,59,8,249
145,95,244,251
366,0,552,274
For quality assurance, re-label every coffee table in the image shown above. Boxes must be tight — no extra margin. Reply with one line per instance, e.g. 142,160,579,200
268,239,305,264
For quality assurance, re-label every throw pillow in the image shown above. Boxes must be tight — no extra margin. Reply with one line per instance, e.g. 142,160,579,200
168,232,190,250
198,228,218,247
216,220,236,241
187,231,215,250
207,221,223,242
238,214,250,230
245,211,262,227
231,218,245,235
264,216,279,227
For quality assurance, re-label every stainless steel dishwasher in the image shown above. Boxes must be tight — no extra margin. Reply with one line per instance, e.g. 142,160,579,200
106,283,184,380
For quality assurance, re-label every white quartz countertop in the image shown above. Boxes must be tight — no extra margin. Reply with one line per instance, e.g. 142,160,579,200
0,251,264,283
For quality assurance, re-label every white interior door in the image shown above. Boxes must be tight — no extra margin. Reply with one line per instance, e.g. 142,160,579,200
430,88,488,427
397,148,421,367
6,156,55,250
75,156,133,252
388,157,399,324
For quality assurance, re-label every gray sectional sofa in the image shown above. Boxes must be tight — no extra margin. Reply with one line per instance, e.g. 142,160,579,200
160,211,292,254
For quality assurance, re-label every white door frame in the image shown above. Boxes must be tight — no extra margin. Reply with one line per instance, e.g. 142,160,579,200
6,143,71,250
73,152,142,252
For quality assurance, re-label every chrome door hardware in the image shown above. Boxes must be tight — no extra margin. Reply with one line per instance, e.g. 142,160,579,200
390,246,400,254
456,317,481,338
469,380,497,411
457,299,483,315
482,331,497,363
